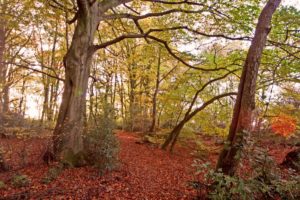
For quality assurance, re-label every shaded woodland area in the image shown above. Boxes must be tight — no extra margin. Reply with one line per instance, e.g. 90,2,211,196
0,0,300,199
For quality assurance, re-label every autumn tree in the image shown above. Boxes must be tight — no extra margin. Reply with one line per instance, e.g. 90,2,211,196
216,0,282,176
0,0,34,114
49,0,241,162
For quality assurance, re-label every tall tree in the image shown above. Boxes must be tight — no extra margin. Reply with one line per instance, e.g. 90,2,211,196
0,0,6,113
51,0,216,160
216,0,282,176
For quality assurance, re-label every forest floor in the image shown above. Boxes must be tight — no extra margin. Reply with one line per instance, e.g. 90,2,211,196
0,130,294,200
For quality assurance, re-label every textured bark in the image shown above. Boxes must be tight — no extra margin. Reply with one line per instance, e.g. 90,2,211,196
53,0,133,161
53,3,99,160
216,0,282,176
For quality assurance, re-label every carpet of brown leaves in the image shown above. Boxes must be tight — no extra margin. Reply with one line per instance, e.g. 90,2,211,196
0,131,197,199
0,131,295,200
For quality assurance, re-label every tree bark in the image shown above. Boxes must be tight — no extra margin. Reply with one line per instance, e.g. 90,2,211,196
53,3,99,160
18,78,26,115
2,83,9,113
216,0,282,176
149,48,161,132
0,3,6,113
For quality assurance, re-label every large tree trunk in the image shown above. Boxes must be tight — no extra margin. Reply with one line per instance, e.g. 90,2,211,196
216,0,282,176
53,3,99,161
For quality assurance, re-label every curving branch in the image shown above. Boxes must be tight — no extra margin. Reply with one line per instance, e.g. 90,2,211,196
3,62,64,82
91,26,251,71
184,69,240,117
102,8,207,20
142,0,205,6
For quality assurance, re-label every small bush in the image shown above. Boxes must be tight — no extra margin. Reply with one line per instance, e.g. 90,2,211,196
0,181,5,189
41,166,63,184
84,129,119,174
11,174,30,188
84,109,119,174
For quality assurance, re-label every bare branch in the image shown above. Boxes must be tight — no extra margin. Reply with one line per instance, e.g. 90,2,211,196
103,8,207,21
3,62,64,82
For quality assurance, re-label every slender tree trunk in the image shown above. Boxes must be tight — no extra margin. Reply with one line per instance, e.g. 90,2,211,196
19,79,26,115
48,84,55,121
0,5,6,113
39,30,47,123
216,0,282,176
53,4,99,161
50,79,59,121
88,68,95,121
128,65,137,131
149,49,161,132
119,72,126,129
41,80,49,122
2,84,9,113
47,22,58,122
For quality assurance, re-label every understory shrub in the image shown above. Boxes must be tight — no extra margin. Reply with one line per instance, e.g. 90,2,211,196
193,161,300,200
41,165,63,184
84,108,119,174
0,181,5,189
11,174,31,188
192,131,300,200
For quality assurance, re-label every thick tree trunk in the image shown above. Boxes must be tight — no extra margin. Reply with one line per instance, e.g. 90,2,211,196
216,0,282,176
53,4,99,161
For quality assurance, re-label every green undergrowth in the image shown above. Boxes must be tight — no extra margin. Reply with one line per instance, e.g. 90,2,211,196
11,174,31,188
41,165,63,184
